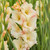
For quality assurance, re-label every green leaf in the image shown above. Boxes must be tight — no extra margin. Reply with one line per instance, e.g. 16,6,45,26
7,31,17,50
1,39,4,50
16,23,23,30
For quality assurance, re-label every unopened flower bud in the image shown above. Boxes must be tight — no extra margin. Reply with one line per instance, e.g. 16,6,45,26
5,1,9,8
12,2,21,11
2,30,6,38
5,15,9,22
0,12,4,22
22,0,25,3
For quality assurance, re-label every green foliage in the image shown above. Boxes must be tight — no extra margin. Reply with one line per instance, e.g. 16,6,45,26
16,23,23,30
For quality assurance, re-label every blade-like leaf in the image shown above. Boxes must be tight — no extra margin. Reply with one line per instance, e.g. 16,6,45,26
16,23,23,30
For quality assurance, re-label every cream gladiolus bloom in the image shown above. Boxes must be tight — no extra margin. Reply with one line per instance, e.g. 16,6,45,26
10,1,37,50
13,39,29,50
12,10,25,25
10,19,22,38
22,31,37,47
23,15,37,31
4,41,9,50
21,2,34,19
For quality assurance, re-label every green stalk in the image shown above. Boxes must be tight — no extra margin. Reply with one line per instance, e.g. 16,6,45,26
1,38,4,50
7,31,17,50
39,0,43,50
29,0,31,3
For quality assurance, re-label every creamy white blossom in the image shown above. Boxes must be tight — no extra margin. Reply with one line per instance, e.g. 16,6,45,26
12,10,26,25
22,31,37,47
23,14,37,31
10,2,37,50
21,2,34,20
10,19,22,38
13,38,29,50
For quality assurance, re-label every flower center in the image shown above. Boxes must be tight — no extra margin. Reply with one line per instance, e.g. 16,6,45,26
17,15,20,20
27,36,30,40
27,22,30,26
19,44,22,48
25,9,29,15
16,27,20,32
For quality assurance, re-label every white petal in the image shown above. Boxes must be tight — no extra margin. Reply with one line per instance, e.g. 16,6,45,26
10,19,22,38
13,39,28,50
22,31,37,47
12,10,25,25
21,2,34,18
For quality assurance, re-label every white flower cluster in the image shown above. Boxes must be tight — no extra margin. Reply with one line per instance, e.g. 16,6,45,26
10,2,37,50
